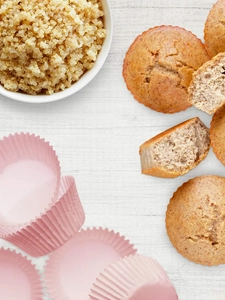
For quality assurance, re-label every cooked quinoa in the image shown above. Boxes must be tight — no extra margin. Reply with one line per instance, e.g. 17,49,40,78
0,0,106,95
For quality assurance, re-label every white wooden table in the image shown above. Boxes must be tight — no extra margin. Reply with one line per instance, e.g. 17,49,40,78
0,1,225,299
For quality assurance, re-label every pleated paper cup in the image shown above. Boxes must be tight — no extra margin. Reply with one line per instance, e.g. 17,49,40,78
89,254,178,300
4,176,85,257
45,227,137,300
0,132,61,234
0,248,43,299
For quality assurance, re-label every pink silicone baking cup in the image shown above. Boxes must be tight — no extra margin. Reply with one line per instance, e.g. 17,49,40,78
44,227,137,300
4,175,85,257
89,254,178,300
0,248,42,299
0,132,61,234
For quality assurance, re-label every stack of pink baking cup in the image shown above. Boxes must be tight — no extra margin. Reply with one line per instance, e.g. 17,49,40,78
89,254,178,300
0,133,85,256
0,132,179,299
0,248,42,299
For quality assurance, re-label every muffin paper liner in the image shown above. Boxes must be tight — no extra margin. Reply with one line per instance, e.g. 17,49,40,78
89,254,178,300
0,248,43,299
44,227,137,300
0,132,61,234
4,175,85,257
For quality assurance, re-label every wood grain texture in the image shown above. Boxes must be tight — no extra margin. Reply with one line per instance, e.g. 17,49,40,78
0,0,224,299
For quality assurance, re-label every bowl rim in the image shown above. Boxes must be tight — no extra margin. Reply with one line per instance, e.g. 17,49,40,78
0,0,113,104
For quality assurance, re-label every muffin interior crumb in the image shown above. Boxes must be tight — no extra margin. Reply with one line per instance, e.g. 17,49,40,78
141,119,210,173
188,54,225,114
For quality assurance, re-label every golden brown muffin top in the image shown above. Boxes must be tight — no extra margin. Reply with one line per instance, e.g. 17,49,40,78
123,25,209,113
210,103,225,165
166,175,225,266
204,0,225,58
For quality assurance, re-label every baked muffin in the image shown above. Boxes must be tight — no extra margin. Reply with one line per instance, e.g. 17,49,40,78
204,0,225,58
123,25,209,113
166,175,225,266
188,52,225,115
210,103,225,165
139,117,210,178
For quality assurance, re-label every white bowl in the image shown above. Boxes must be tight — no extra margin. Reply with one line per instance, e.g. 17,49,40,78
0,0,113,103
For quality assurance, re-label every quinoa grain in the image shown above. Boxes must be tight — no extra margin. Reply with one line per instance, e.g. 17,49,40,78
0,0,106,95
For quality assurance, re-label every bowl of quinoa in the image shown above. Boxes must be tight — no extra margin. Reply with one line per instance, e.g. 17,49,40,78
0,0,112,103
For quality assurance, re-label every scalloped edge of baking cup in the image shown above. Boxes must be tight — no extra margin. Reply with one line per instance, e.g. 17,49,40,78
0,133,85,256
44,227,137,300
89,254,178,300
0,247,43,299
